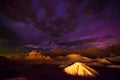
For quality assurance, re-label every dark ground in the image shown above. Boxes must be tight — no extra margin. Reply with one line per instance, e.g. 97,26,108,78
0,64,120,80
0,57,120,80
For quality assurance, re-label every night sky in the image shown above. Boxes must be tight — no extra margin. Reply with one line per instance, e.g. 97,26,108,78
0,0,120,50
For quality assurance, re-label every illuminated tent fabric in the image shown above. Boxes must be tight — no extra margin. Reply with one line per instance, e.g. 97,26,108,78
66,54,93,62
97,58,112,64
26,50,46,60
64,62,98,77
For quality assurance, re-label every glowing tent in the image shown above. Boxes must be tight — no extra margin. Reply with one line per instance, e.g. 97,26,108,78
97,58,112,64
26,50,46,60
64,62,98,77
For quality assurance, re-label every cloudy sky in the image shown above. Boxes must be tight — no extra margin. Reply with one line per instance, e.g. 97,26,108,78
0,0,120,49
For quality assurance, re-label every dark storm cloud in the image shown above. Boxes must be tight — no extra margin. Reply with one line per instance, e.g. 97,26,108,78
0,25,24,40
0,0,120,48
1,0,114,37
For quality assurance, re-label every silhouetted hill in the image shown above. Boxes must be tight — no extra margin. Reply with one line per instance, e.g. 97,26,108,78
0,56,16,67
